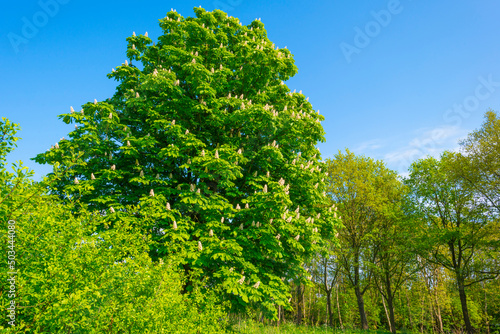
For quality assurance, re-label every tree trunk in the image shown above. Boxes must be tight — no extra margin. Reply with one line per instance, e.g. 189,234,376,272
458,280,474,334
387,295,397,334
420,294,425,333
309,287,313,324
381,293,391,331
336,283,344,330
303,286,307,322
354,286,369,330
326,290,333,327
382,276,397,334
484,282,490,334
434,285,444,333
317,286,321,326
429,296,435,333
405,289,413,330
296,283,303,325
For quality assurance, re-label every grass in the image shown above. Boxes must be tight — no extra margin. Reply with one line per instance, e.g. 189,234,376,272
230,320,394,334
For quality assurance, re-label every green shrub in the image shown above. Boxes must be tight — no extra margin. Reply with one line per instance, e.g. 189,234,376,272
0,118,228,333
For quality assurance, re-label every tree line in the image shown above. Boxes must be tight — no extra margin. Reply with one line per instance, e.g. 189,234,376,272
282,111,500,333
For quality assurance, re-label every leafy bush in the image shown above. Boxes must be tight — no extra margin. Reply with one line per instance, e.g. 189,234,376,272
0,118,228,333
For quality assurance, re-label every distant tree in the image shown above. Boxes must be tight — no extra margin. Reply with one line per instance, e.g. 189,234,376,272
405,151,500,334
371,175,416,334
310,243,342,328
456,110,500,213
33,7,340,318
325,150,398,330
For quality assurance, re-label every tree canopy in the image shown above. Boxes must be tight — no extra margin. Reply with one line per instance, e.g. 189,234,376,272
33,7,340,318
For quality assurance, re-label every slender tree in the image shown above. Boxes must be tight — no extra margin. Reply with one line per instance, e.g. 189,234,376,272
325,150,395,330
372,177,416,333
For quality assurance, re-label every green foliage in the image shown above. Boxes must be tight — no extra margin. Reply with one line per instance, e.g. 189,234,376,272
405,150,500,333
405,151,499,282
0,118,228,333
457,110,500,213
33,7,340,318
324,150,409,331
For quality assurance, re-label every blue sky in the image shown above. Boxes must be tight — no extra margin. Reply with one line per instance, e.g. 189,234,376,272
2,1,500,179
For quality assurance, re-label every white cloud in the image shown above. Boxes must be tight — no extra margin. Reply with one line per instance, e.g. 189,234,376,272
383,125,468,174
353,138,384,154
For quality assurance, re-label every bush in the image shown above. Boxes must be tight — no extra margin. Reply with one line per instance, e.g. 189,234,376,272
0,118,229,333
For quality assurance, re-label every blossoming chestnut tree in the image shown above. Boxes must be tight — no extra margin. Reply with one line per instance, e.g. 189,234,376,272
35,7,341,318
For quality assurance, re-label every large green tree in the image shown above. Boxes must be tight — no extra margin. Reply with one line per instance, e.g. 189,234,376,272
34,7,339,317
405,151,500,334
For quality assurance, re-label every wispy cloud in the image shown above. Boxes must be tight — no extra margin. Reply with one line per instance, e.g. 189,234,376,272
383,125,468,173
353,138,384,154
